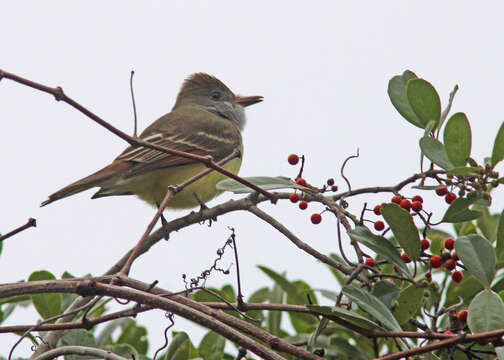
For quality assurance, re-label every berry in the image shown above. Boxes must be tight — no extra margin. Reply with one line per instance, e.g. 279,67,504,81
444,238,455,250
444,330,453,335
452,270,463,283
426,272,432,281
421,239,430,251
311,213,322,224
331,185,338,192
412,195,423,203
391,195,402,204
444,259,456,270
373,205,382,215
289,193,299,203
400,199,411,211
374,221,385,231
451,252,459,261
411,201,423,212
445,192,457,204
288,154,299,165
385,278,394,283
441,253,452,262
430,255,443,268
436,187,449,196
457,309,468,323
299,201,308,210
365,258,375,267
327,178,335,186
402,253,411,263
296,178,307,187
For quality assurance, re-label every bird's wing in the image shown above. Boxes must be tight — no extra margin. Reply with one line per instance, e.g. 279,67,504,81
116,115,240,178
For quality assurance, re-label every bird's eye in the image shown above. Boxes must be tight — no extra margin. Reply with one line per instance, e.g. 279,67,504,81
211,91,221,100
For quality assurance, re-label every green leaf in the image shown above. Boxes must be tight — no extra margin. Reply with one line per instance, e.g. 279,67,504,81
406,78,441,129
439,85,459,128
216,176,303,193
474,205,498,243
380,203,421,260
117,319,148,354
468,289,504,333
491,122,504,167
412,184,450,190
443,112,472,167
245,287,270,323
342,285,402,332
59,329,97,360
287,280,318,333
258,266,305,304
446,166,482,176
388,70,423,128
419,136,454,170
455,235,496,287
102,344,139,358
496,346,504,360
28,270,62,320
497,211,504,260
441,198,482,223
266,271,284,336
445,272,482,307
307,305,382,330
199,331,225,360
163,332,191,360
393,285,424,324
348,226,412,278
372,280,399,309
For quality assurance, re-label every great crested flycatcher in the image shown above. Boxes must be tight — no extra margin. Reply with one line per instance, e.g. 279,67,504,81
41,73,262,209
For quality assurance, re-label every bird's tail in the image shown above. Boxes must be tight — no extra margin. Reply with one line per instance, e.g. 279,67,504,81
41,162,125,207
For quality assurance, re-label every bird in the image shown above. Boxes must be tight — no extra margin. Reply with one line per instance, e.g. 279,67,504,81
41,73,262,209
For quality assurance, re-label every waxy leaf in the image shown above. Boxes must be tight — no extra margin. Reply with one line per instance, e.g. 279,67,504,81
406,78,441,129
28,270,62,320
497,210,504,260
454,234,496,287
446,166,483,176
468,289,504,333
307,305,382,330
199,331,225,360
419,136,454,170
217,176,302,193
441,197,481,223
443,112,472,167
388,70,422,128
492,122,504,167
372,280,399,309
343,285,402,332
380,203,421,260
348,226,412,278
393,284,424,324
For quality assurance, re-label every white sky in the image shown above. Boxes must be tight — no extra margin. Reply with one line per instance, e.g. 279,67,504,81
1,1,503,357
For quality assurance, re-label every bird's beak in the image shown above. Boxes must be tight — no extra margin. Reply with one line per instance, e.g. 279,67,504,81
234,95,263,107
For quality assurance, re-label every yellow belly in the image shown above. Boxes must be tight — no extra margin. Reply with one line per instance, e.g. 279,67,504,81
120,157,242,209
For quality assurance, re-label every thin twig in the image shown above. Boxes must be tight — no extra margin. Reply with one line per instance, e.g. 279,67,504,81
129,70,138,137
340,149,359,192
0,218,36,242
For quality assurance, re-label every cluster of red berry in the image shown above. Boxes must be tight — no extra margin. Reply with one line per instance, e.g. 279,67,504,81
428,238,463,282
287,154,338,225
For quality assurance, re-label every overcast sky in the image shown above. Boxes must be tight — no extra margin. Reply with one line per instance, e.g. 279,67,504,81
2,1,504,357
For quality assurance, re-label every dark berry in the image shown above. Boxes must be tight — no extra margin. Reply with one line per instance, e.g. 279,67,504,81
444,259,456,270
452,270,463,282
444,238,455,250
373,205,382,215
402,253,411,263
374,221,385,231
421,239,430,251
412,195,423,203
445,192,457,204
289,193,299,203
299,201,308,210
436,187,449,196
327,178,335,186
311,213,322,224
296,178,307,187
411,201,423,212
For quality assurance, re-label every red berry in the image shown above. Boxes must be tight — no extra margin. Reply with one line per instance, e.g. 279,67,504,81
451,252,458,261
400,199,411,211
299,201,308,210
444,330,453,335
374,221,385,231
445,192,457,204
311,213,322,224
289,193,299,203
444,238,455,250
296,178,307,187
327,178,335,186
436,187,449,196
452,270,463,283
385,278,394,283
412,195,423,203
430,255,442,268
331,185,338,192
411,201,423,212
444,258,456,270
402,253,411,263
391,195,402,204
426,272,432,280
421,239,430,251
288,154,299,165
457,309,468,323
365,258,375,267
373,205,382,215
